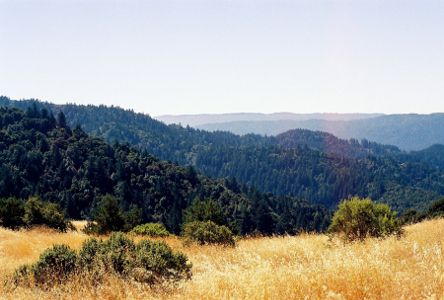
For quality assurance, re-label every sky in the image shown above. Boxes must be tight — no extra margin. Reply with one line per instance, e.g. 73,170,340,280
1,0,443,117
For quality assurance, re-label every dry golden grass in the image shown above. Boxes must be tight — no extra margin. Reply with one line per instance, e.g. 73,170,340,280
71,220,88,231
1,218,444,300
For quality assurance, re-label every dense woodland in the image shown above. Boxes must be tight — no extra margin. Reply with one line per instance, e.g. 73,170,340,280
1,96,444,213
0,105,331,234
274,129,401,159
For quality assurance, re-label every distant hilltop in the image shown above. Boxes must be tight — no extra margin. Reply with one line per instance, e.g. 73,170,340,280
154,112,384,127
155,111,444,151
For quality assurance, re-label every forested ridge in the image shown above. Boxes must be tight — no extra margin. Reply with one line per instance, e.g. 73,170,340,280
0,97,402,160
275,129,402,159
1,96,444,213
196,114,444,151
0,105,330,234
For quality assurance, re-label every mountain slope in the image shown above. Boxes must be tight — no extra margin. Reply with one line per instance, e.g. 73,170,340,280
274,129,401,159
0,105,331,234
0,96,404,161
2,97,444,213
196,114,444,151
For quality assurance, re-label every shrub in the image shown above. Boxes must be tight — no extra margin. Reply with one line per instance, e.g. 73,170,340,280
22,197,72,231
399,209,427,225
0,197,25,229
8,264,32,287
81,220,100,235
77,237,102,275
99,232,135,274
132,239,192,284
131,223,171,237
8,233,192,288
41,202,71,231
22,197,44,226
33,244,78,284
328,197,403,243
182,220,236,247
428,198,444,218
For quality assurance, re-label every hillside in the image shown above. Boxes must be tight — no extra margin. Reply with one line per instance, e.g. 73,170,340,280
394,144,444,170
196,113,444,151
1,218,444,299
275,129,401,159
2,97,444,213
155,112,383,127
0,105,330,234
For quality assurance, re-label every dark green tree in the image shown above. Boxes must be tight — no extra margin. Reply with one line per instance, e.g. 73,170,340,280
92,194,126,234
0,197,25,229
182,197,226,227
57,111,67,128
123,204,142,232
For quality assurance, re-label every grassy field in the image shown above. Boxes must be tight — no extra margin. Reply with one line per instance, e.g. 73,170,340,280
1,219,444,300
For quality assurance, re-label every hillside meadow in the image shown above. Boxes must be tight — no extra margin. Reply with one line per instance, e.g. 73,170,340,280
1,219,443,300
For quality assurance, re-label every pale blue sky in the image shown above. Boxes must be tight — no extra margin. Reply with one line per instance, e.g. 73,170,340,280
1,0,443,116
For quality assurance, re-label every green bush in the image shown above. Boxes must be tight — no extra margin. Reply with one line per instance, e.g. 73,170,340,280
130,223,171,237
22,197,72,231
132,239,192,284
77,237,102,276
41,202,71,231
0,197,25,229
428,198,444,218
33,244,78,284
99,232,135,274
8,233,192,288
81,220,100,235
182,220,236,247
22,197,44,226
8,264,32,287
328,197,403,243
399,209,427,225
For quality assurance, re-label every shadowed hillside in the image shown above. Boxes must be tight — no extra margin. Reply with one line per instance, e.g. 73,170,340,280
2,96,444,213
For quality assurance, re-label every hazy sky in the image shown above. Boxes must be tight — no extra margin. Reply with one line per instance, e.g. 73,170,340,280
1,0,443,116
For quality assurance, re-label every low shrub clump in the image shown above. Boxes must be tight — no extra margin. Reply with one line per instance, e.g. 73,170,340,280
182,220,236,247
6,232,192,289
130,223,171,237
328,197,403,243
132,239,191,284
427,197,444,218
0,196,73,232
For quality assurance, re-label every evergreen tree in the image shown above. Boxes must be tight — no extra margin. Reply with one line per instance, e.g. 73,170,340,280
92,194,125,234
0,197,25,229
182,197,227,227
57,111,67,128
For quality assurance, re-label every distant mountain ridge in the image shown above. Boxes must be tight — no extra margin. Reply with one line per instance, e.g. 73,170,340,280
196,114,444,151
155,112,384,127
